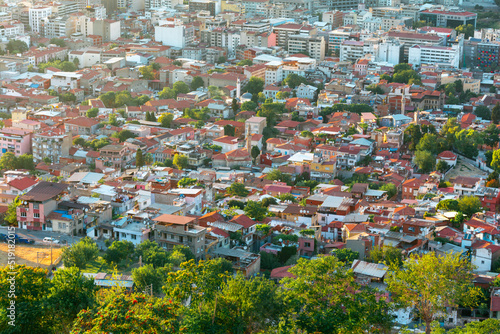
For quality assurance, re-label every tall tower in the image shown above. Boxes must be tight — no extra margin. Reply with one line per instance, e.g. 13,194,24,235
401,92,405,115
236,78,241,99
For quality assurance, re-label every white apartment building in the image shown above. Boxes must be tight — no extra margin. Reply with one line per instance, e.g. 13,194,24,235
375,40,403,65
328,29,352,53
155,24,195,48
51,72,83,89
0,21,24,40
288,35,326,61
32,128,72,163
340,39,379,63
408,44,460,69
68,50,101,68
29,6,52,33
265,61,284,85
363,17,382,32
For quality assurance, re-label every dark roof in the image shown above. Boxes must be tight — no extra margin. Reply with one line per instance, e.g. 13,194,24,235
20,181,68,202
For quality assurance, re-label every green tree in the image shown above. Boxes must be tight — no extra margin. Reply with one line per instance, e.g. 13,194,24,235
241,100,258,111
243,76,265,96
386,252,481,334
492,149,500,172
330,248,359,265
251,145,260,164
6,40,28,54
61,237,99,269
173,81,190,95
182,275,284,333
223,124,235,136
282,256,393,334
162,258,233,305
482,123,500,148
415,150,435,172
265,169,292,185
0,152,17,170
261,197,278,207
190,76,204,91
104,240,135,264
135,240,169,268
458,195,483,217
492,103,500,124
404,123,423,151
231,98,239,114
455,24,475,39
227,182,250,197
244,200,268,221
135,148,144,168
178,177,197,187
86,107,99,118
71,289,181,333
277,193,296,203
436,160,449,173
416,133,448,155
132,264,169,295
0,265,51,333
475,105,491,120
276,91,290,99
159,113,174,128
173,154,189,170
368,246,404,268
283,73,309,89
237,59,253,66
113,129,136,142
48,267,96,331
380,183,397,199
158,87,176,99
49,38,66,47
449,319,500,334
5,196,20,226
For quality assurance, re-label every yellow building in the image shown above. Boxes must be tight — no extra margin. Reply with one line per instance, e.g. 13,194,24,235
221,1,243,14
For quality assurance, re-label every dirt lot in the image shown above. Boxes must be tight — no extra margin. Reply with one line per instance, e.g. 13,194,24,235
445,157,488,181
0,243,63,268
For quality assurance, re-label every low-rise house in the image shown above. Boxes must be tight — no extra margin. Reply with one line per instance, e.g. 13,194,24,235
17,181,68,231
152,214,207,260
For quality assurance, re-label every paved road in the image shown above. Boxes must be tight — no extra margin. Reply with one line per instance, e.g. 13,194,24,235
0,226,107,250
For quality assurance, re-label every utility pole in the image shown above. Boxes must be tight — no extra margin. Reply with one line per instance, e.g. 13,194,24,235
50,239,53,267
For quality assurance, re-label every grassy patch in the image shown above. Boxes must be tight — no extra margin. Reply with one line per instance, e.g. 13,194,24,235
84,252,139,275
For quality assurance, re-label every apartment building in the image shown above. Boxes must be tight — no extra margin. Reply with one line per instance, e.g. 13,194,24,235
99,144,132,170
340,39,379,63
387,31,445,60
0,128,32,156
156,24,195,48
93,19,120,42
288,35,326,61
408,45,460,69
153,214,207,259
273,23,312,48
29,6,52,33
323,11,344,28
32,127,72,163
420,9,477,28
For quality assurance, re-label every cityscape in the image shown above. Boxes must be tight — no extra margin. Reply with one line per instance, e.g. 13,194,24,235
0,0,500,333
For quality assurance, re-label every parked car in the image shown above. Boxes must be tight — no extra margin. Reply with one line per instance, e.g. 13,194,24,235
43,237,60,244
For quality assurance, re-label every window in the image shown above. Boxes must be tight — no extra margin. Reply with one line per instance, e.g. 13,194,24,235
305,242,311,247
34,213,40,218
122,233,126,238
21,211,26,217
131,235,137,240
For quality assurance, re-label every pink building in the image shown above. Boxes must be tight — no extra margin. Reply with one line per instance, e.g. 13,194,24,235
298,236,315,257
17,181,68,231
0,127,32,156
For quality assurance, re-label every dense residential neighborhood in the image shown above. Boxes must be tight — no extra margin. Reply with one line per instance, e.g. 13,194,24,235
2,0,500,333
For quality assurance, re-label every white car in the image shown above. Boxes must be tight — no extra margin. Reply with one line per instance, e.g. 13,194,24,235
43,237,60,244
